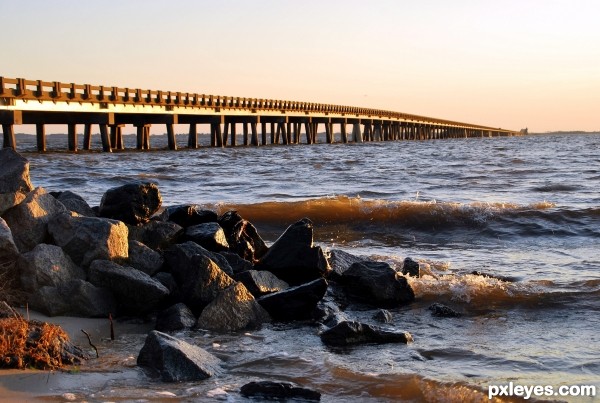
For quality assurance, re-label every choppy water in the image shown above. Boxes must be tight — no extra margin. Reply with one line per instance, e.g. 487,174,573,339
9,133,600,401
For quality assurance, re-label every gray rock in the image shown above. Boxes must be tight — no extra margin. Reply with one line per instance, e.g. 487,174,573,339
240,381,321,401
99,182,162,225
219,251,253,274
156,303,197,332
320,321,413,347
255,218,331,285
3,187,67,252
235,270,289,298
16,244,85,292
153,272,179,295
137,330,221,382
88,260,169,315
312,297,349,328
218,211,268,261
402,257,420,277
373,309,393,324
341,261,415,308
164,240,233,279
328,249,372,281
28,286,69,317
48,212,129,268
184,222,229,252
0,149,33,215
128,220,183,250
160,205,217,228
0,218,19,265
428,303,462,318
197,282,270,332
257,278,328,321
56,191,96,217
128,240,163,276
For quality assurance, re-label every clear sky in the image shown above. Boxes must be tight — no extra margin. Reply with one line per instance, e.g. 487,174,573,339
2,0,599,132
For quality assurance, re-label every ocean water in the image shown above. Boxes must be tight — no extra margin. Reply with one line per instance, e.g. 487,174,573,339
11,133,600,401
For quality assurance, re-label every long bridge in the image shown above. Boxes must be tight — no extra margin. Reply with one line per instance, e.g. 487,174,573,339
0,76,520,152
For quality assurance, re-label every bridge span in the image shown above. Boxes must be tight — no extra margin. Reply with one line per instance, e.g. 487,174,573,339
0,76,520,152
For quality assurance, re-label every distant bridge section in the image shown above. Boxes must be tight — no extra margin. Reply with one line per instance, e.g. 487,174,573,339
0,76,520,152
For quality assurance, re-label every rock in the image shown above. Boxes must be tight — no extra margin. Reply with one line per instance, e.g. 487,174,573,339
197,282,270,332
219,251,253,274
470,270,518,283
160,205,217,228
428,303,462,318
255,218,330,286
218,211,268,261
128,240,164,276
28,287,69,317
341,261,415,307
48,212,129,268
153,272,179,296
312,297,349,328
128,220,183,250
373,309,393,324
55,191,96,217
240,381,321,401
99,182,162,225
328,249,371,281
0,148,33,215
88,260,169,315
257,278,328,321
3,187,67,252
0,218,19,265
137,330,221,382
235,270,289,298
155,303,197,332
320,321,413,347
164,242,235,314
402,257,420,277
164,240,233,278
16,244,85,293
184,222,229,252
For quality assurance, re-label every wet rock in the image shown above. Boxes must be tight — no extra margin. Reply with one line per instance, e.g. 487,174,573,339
184,222,229,252
197,282,270,332
312,296,349,328
219,251,253,274
240,381,321,401
55,191,96,217
99,182,162,225
88,260,169,315
470,270,518,283
328,249,371,281
155,303,197,332
160,205,217,228
128,240,164,276
3,187,67,252
257,278,328,321
428,303,462,318
0,148,33,216
0,218,19,265
128,220,183,251
320,321,413,347
402,257,420,277
48,212,129,267
218,211,268,261
341,261,415,307
255,218,331,286
137,330,221,382
164,241,233,279
373,309,393,324
235,270,289,298
16,244,85,292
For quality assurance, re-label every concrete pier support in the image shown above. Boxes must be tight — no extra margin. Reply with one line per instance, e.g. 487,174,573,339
261,122,267,145
2,124,16,150
99,124,111,152
243,123,249,146
188,123,198,148
251,122,259,146
351,123,362,143
325,122,333,144
36,123,46,152
110,124,125,150
83,124,92,150
68,123,78,152
340,122,348,143
137,124,151,150
304,122,312,144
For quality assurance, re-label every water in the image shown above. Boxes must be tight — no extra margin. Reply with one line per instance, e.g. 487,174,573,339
9,133,600,401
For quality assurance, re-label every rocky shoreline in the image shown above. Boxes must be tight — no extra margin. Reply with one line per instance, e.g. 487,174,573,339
0,148,459,400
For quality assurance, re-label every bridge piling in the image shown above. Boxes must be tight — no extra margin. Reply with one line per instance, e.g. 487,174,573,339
188,123,198,148
166,124,177,150
99,124,111,152
36,124,46,152
68,124,78,152
2,124,16,150
251,122,259,146
83,124,92,150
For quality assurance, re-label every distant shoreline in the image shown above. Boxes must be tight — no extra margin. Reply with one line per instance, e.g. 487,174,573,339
529,131,600,135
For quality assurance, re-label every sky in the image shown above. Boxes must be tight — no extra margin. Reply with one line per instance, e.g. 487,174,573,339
1,0,599,132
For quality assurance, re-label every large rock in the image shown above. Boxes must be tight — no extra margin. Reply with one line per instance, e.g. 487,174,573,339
312,296,349,328
88,260,169,315
218,211,268,262
340,261,415,307
48,212,129,268
128,220,183,251
240,381,321,401
137,330,221,382
155,303,197,332
197,282,270,332
235,270,289,298
164,241,233,278
219,251,253,275
320,321,413,347
99,182,161,225
428,303,462,318
128,240,164,276
55,191,96,217
184,222,229,252
3,187,67,252
160,205,217,228
29,279,116,317
328,249,371,281
0,218,19,265
16,244,85,292
0,148,33,215
257,278,328,321
401,257,420,277
255,218,330,285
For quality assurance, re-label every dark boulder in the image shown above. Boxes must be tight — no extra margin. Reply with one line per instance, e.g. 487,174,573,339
428,303,462,318
55,191,96,217
16,244,85,292
128,220,183,251
219,251,253,274
137,330,221,382
312,297,349,328
257,278,328,321
0,218,19,266
373,309,393,324
155,303,197,332
99,182,161,225
218,211,268,262
320,321,413,347
470,270,518,283
0,148,33,216
402,257,420,277
153,272,179,296
235,270,289,298
341,261,415,307
128,240,164,276
255,218,330,286
240,381,321,401
184,222,229,252
164,241,233,278
328,249,371,281
160,205,217,228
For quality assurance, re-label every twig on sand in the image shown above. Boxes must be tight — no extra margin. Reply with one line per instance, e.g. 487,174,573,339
80,329,99,358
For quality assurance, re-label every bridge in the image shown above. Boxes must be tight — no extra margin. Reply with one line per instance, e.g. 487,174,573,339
0,76,520,152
